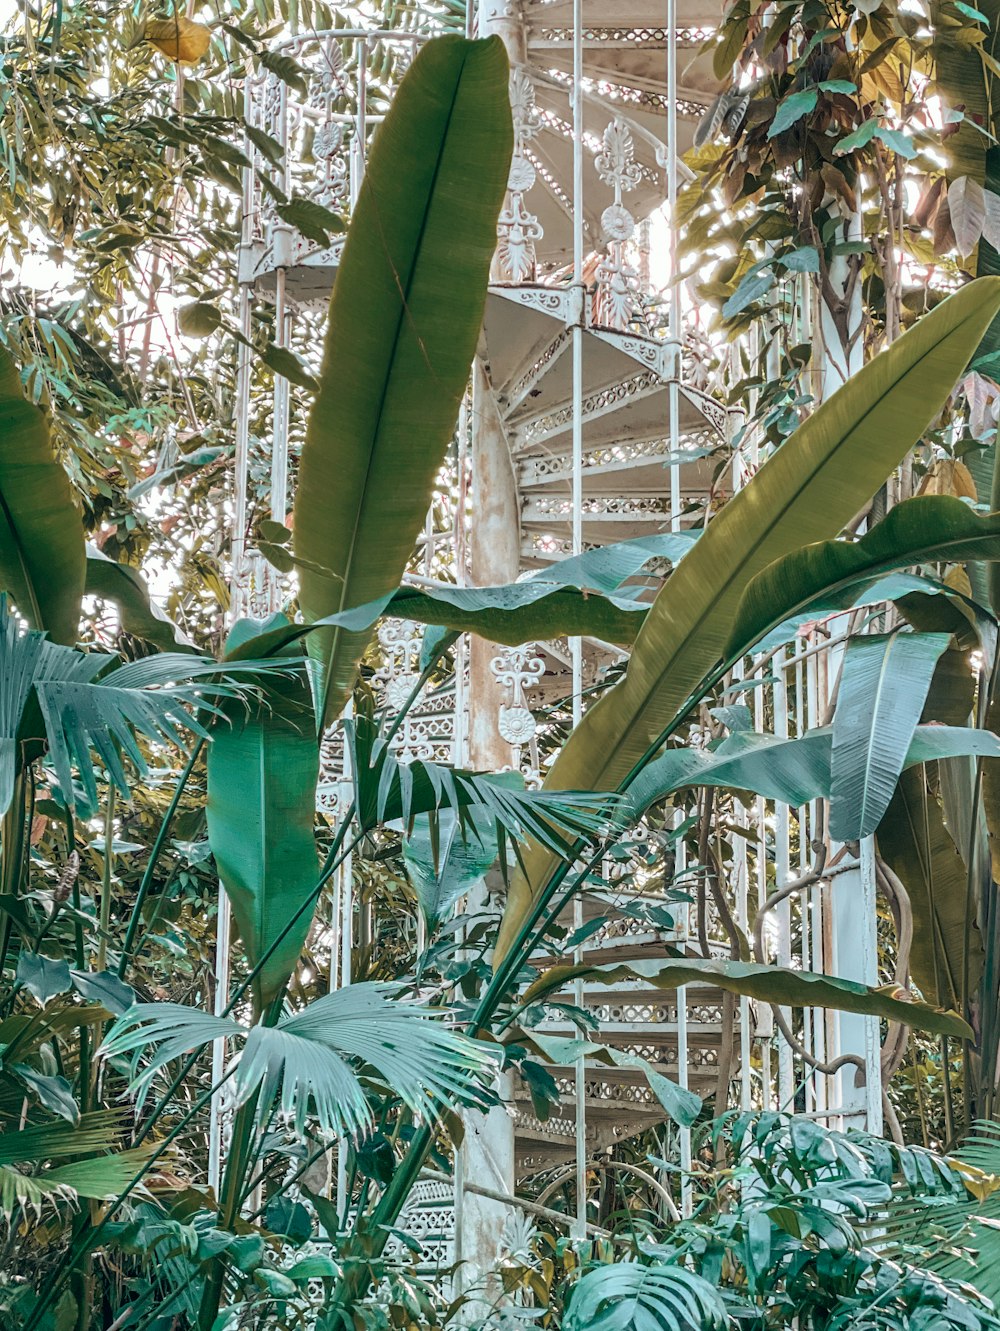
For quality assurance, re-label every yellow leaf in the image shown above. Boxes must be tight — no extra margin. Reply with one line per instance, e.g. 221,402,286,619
145,17,211,63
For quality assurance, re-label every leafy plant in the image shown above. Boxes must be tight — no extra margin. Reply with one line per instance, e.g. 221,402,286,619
292,34,513,727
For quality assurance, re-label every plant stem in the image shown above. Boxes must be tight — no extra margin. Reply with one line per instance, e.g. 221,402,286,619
96,780,115,975
0,767,28,979
118,739,205,978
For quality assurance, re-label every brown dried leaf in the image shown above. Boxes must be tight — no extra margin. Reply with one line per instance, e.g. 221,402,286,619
916,458,978,501
145,17,212,64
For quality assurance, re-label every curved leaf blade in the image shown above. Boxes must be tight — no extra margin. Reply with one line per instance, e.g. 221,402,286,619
497,279,1000,963
830,632,951,840
293,35,513,726
206,667,319,1010
524,958,973,1040
0,349,84,643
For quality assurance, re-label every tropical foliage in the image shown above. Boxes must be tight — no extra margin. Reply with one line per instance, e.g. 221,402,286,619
4,0,1000,1328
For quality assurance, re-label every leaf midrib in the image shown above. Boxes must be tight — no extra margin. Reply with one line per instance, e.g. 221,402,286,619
578,313,982,795
320,45,471,723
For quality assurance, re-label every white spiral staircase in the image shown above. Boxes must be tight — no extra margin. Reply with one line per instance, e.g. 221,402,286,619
233,0,751,1200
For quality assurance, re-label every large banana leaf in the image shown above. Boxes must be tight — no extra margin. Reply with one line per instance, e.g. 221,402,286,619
877,767,983,1010
85,547,195,653
523,958,973,1040
319,530,700,647
728,495,1000,657
292,35,512,727
497,279,1000,962
206,660,319,1012
327,582,648,648
0,348,84,644
829,632,951,841
621,723,1000,823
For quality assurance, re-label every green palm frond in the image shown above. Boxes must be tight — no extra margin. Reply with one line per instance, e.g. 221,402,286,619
0,1110,125,1166
102,983,496,1139
0,1148,153,1218
0,1110,152,1218
346,712,618,855
0,601,303,812
870,1121,1000,1307
563,1261,729,1331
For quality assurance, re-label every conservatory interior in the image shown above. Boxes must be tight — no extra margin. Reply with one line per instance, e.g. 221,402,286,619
5,0,1000,1327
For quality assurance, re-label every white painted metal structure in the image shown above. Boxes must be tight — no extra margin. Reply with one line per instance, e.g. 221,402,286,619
222,0,886,1282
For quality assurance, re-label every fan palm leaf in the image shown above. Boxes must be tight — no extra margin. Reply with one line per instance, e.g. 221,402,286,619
101,983,496,1140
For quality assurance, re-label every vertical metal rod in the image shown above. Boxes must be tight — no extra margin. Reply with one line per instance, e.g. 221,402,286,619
754,684,772,1111
570,0,587,1242
774,649,794,1110
667,0,681,531
208,892,231,1195
806,651,826,1111
665,0,692,1213
271,268,291,530
675,812,692,1216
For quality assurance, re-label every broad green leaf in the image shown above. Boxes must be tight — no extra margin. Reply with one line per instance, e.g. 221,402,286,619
497,280,1000,964
723,267,775,317
524,531,698,592
0,348,84,644
523,958,973,1040
292,35,512,727
878,767,982,1010
564,1261,728,1331
728,495,1000,660
206,659,319,1012
260,342,317,391
323,532,698,647
829,632,951,840
85,547,196,653
177,301,222,337
403,808,498,930
275,197,346,245
12,1065,78,1124
70,969,136,1016
768,88,818,137
331,582,647,647
622,724,1000,822
15,952,71,1005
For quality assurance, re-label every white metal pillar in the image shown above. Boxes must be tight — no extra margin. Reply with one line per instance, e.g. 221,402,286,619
818,218,882,1133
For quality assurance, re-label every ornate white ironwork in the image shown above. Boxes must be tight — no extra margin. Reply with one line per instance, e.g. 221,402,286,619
594,119,642,330
232,547,283,620
490,644,545,778
383,1177,456,1274
497,67,544,282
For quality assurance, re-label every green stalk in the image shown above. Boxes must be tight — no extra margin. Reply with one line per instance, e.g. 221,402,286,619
118,739,205,978
0,767,28,979
329,656,733,1311
96,780,116,975
197,1090,262,1329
